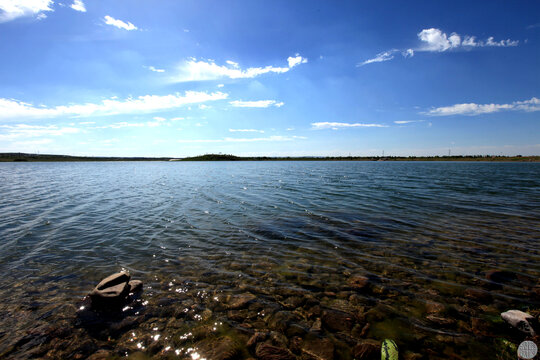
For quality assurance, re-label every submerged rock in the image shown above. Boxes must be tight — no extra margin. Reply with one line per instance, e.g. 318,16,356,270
255,343,295,360
321,309,354,332
228,293,257,310
353,339,379,359
301,337,334,360
501,310,536,336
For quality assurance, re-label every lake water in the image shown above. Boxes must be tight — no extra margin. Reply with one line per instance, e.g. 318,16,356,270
0,161,539,359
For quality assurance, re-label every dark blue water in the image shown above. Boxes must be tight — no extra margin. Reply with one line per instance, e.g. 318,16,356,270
0,161,539,359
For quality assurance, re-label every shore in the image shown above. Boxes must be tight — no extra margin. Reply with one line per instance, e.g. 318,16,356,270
1,153,539,162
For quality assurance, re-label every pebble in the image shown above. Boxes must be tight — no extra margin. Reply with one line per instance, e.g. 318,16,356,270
501,310,536,336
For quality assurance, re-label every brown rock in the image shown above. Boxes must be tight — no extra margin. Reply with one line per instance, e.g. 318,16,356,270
425,301,445,314
353,339,380,359
87,350,112,360
247,332,267,348
310,318,322,332
426,315,455,326
89,272,131,308
301,337,334,360
321,309,354,332
348,275,369,290
228,293,257,310
403,351,422,360
128,280,143,293
471,317,496,337
464,288,492,303
197,336,240,360
255,343,296,360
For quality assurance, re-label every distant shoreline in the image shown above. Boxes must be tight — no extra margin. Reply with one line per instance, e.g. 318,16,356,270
1,153,538,162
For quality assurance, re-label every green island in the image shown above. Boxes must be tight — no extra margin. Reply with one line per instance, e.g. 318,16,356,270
0,152,538,162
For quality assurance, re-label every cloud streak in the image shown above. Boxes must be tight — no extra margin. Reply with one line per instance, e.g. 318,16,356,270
229,100,284,108
426,97,540,116
103,15,138,31
172,54,307,82
0,91,228,120
0,124,79,141
178,135,306,143
360,28,518,66
229,129,265,133
311,122,388,130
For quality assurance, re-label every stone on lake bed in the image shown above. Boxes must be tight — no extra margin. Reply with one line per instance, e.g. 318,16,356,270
353,339,380,359
501,310,536,336
255,343,296,360
88,271,143,310
227,293,257,309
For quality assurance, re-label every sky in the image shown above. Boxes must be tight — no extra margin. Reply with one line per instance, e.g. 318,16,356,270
0,0,539,157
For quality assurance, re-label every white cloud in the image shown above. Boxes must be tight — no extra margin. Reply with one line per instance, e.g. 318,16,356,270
217,84,224,88
15,138,53,146
229,129,265,133
171,117,184,121
229,100,284,108
70,0,85,12
360,28,518,66
394,120,423,124
93,122,146,129
146,66,165,73
103,15,137,31
153,116,166,122
0,124,79,140
311,122,388,130
287,54,308,68
426,97,540,116
358,50,398,66
198,104,210,110
0,0,53,22
418,28,518,52
172,55,307,82
0,91,228,120
177,135,305,143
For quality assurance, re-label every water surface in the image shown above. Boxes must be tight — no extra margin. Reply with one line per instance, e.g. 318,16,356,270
0,161,538,359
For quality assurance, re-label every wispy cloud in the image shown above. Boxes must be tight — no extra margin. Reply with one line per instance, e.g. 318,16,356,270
103,15,138,31
0,0,53,22
70,0,86,12
229,100,284,108
177,135,306,143
359,50,399,66
172,55,307,82
360,28,518,66
146,66,165,73
0,91,228,120
426,97,540,116
229,129,265,133
311,122,388,130
394,120,424,124
0,124,79,140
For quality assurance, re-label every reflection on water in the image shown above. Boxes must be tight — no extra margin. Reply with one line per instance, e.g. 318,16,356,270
0,161,539,359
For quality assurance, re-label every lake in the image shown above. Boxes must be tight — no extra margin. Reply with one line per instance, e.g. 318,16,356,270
0,161,539,359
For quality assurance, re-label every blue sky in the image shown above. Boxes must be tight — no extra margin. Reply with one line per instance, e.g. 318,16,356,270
0,0,538,157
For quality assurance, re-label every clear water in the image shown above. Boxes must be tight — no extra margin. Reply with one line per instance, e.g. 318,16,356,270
0,161,539,359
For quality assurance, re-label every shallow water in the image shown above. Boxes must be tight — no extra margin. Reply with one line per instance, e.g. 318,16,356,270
0,161,539,359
